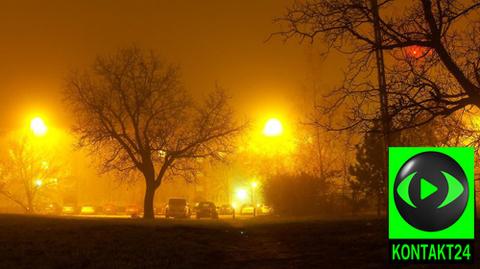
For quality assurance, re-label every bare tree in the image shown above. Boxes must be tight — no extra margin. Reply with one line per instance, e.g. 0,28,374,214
0,133,62,213
64,47,243,219
274,0,480,132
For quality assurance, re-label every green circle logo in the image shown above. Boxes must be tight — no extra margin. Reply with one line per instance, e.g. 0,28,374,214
394,151,468,231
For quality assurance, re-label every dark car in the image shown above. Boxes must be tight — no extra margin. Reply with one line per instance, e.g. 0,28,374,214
126,205,141,218
196,201,218,219
165,198,191,218
218,204,234,215
116,206,126,215
155,204,166,215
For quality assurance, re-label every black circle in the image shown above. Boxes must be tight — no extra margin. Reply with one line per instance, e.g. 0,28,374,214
394,151,468,231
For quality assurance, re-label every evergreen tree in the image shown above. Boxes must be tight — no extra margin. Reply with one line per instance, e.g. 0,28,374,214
349,120,444,216
349,130,385,216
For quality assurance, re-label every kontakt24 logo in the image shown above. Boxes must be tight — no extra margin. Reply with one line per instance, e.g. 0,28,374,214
388,147,474,264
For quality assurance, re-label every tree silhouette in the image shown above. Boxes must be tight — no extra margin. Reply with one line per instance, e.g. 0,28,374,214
275,0,480,132
349,119,446,215
0,133,62,213
64,47,243,219
349,126,385,216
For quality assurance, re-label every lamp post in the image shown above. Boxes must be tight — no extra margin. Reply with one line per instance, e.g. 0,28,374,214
251,181,258,216
30,117,48,137
263,118,283,137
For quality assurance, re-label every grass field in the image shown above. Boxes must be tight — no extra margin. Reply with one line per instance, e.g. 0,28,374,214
0,214,476,268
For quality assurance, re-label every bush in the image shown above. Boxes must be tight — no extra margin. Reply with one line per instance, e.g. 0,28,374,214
263,172,332,216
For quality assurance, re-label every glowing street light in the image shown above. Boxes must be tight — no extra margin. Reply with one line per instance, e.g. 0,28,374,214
263,118,283,137
41,161,49,170
30,117,47,137
34,179,43,188
250,181,258,189
236,188,248,201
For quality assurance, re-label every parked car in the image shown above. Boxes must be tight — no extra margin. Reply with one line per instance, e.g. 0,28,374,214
240,204,255,215
43,203,61,215
218,204,234,215
102,204,117,215
80,205,97,215
196,201,218,219
258,205,273,215
165,198,191,218
155,205,165,215
126,205,141,217
62,204,77,215
116,206,126,215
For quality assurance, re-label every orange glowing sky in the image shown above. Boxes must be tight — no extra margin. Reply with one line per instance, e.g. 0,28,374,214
0,0,344,130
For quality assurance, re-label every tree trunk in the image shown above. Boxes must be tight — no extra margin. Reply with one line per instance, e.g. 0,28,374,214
143,181,156,219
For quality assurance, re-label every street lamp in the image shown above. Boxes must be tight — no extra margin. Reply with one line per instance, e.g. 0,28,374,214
250,181,258,205
30,117,47,137
34,178,43,188
236,188,248,201
263,118,283,137
250,181,259,216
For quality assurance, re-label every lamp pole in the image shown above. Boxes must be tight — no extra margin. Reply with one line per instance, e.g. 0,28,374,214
251,181,258,216
371,0,390,217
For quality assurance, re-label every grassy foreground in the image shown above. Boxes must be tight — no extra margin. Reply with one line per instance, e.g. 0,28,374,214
0,214,476,268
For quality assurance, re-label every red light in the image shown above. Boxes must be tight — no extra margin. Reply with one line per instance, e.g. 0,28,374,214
403,45,432,60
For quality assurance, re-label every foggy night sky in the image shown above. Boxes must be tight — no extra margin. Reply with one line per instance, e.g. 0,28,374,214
0,0,343,130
